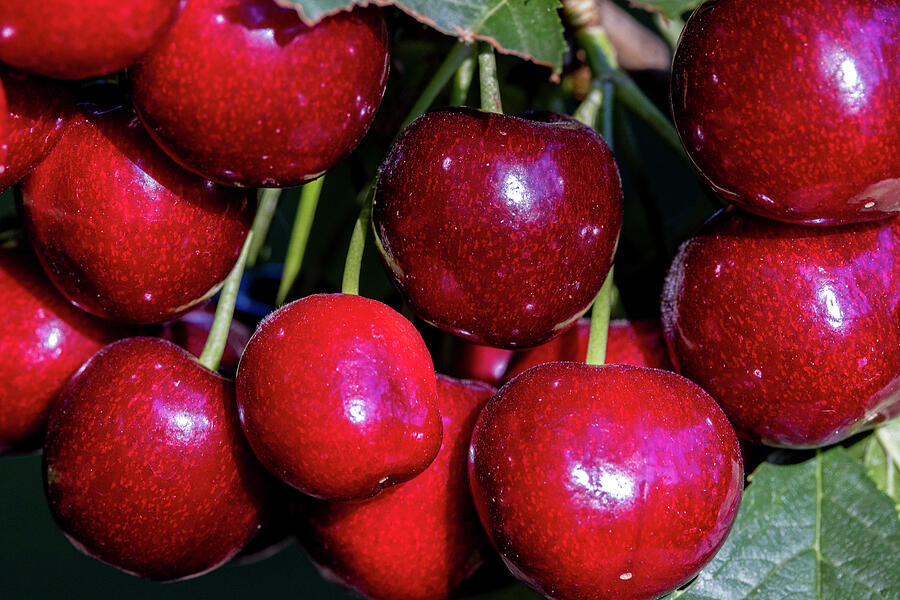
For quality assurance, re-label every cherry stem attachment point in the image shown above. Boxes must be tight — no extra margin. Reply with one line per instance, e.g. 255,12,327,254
478,42,503,114
276,177,324,306
342,187,373,296
585,266,615,367
450,52,477,106
247,188,281,267
198,231,254,372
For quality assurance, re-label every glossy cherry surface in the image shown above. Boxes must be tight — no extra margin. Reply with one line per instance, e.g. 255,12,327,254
374,108,623,348
0,0,183,80
504,318,671,383
236,293,442,501
0,67,72,192
0,246,124,453
447,338,514,387
131,0,389,187
297,375,494,600
469,363,743,600
671,0,900,225
21,105,254,324
662,209,900,448
43,337,270,581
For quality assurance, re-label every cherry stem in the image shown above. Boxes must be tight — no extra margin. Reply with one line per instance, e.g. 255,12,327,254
341,187,373,296
450,52,476,106
246,188,282,267
276,177,325,306
573,85,603,130
198,231,254,372
585,266,615,366
478,42,503,114
401,42,475,132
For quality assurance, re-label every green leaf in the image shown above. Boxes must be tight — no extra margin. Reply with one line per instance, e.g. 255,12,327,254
673,447,900,600
628,0,701,20
275,0,567,72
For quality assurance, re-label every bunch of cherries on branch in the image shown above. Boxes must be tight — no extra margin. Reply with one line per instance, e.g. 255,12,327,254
0,0,898,600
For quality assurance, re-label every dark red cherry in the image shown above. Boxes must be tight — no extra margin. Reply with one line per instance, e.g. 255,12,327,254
130,0,389,187
20,105,254,324
0,0,183,80
503,318,672,383
447,337,514,387
373,108,623,349
662,209,900,448
43,337,270,581
296,375,494,600
469,363,743,600
0,66,72,191
236,293,442,501
0,246,124,453
671,0,900,225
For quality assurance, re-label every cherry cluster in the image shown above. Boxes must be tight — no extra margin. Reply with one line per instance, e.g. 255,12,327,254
0,1,897,600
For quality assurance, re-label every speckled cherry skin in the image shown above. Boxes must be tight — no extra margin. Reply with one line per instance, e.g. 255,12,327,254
671,0,900,225
43,337,270,581
503,318,671,383
374,108,623,349
662,209,900,448
448,338,514,387
236,293,442,501
130,0,389,187
469,363,743,600
20,105,254,324
0,0,183,80
297,375,494,600
0,66,72,192
0,246,124,453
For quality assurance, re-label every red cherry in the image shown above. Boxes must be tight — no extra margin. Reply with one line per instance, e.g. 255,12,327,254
20,105,254,324
662,209,900,448
43,337,270,581
671,0,900,225
447,338,514,386
469,363,743,600
296,375,495,600
155,305,252,375
0,66,72,191
236,293,442,501
130,0,390,187
0,246,124,453
0,0,183,80
504,318,672,383
373,108,623,349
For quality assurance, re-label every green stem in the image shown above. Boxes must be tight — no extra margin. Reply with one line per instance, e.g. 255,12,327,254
585,266,615,366
478,42,503,114
198,232,254,372
450,52,476,106
341,188,373,296
601,78,616,151
276,178,324,306
246,188,281,267
573,85,603,129
400,42,475,132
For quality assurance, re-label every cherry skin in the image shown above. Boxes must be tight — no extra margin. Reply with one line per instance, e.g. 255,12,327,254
130,0,390,187
662,209,900,448
20,105,254,324
0,246,125,453
447,338,514,387
236,293,442,501
0,66,72,192
0,0,183,80
469,363,743,600
42,337,271,581
671,0,900,225
374,108,624,349
296,375,495,600
503,318,672,383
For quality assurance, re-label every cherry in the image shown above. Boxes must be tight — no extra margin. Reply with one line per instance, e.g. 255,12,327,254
671,0,900,225
42,337,270,581
0,0,183,80
236,293,442,501
0,66,72,192
296,375,494,600
447,337,514,386
469,363,743,600
130,0,390,187
154,305,252,376
0,246,124,453
504,318,671,383
662,209,900,448
20,105,254,324
373,108,623,349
